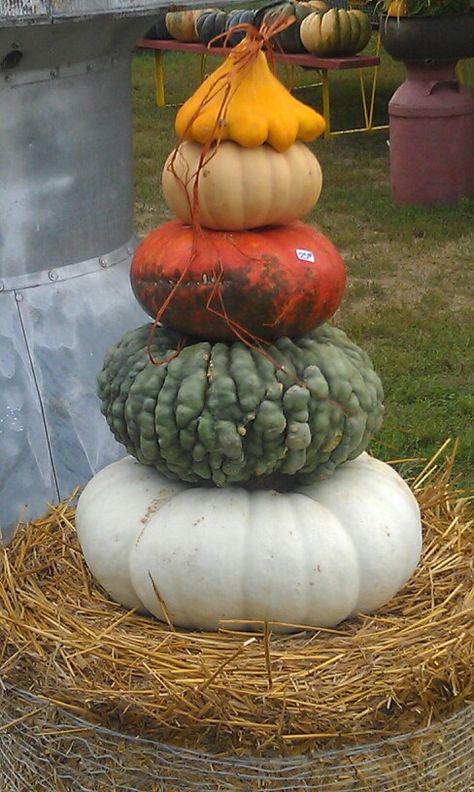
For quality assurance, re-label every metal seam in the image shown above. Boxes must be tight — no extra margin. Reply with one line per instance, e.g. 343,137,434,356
1,54,126,88
0,236,138,293
13,291,61,503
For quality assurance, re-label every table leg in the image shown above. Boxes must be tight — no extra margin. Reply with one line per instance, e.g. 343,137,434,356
366,33,381,131
154,51,165,107
321,69,331,140
200,54,207,83
368,62,380,130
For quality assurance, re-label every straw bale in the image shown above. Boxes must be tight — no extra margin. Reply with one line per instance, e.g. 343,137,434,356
0,686,472,791
0,441,472,759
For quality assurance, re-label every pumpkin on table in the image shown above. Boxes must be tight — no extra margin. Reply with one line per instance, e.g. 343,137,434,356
224,8,259,46
195,9,228,46
165,8,214,43
300,8,372,56
260,0,329,53
143,11,171,41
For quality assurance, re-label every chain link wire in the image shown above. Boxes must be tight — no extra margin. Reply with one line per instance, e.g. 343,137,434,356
0,686,472,791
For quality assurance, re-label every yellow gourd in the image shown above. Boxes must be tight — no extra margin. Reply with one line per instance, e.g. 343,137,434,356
175,35,325,152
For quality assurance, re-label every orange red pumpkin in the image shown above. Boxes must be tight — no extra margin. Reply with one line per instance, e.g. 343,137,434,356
130,220,346,341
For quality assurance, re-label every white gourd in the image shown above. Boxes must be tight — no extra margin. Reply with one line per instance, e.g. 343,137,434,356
75,457,186,611
75,454,422,632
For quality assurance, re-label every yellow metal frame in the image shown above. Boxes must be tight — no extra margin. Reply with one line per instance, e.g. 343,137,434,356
320,50,386,139
153,51,165,107
289,32,386,139
151,44,388,140
153,50,208,107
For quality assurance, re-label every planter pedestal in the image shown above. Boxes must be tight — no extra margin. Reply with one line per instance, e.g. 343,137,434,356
380,14,474,207
388,60,474,206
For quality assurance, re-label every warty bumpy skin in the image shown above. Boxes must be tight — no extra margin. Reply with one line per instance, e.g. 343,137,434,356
98,323,384,487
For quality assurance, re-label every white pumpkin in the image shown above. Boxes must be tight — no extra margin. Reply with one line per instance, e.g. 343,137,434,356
75,454,422,632
75,457,186,611
161,140,323,231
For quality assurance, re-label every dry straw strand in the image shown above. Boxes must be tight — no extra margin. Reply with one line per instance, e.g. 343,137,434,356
0,442,472,759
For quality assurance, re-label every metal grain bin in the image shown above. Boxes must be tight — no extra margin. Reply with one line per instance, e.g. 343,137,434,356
0,0,223,540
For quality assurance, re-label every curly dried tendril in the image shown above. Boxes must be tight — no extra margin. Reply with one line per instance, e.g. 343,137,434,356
151,17,326,364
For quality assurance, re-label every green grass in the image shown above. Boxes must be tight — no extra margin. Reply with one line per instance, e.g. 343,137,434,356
132,46,474,485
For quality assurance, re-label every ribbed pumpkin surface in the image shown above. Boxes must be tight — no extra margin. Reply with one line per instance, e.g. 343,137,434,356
98,323,384,487
162,141,323,231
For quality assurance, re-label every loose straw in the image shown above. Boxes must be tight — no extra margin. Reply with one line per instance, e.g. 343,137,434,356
0,442,472,756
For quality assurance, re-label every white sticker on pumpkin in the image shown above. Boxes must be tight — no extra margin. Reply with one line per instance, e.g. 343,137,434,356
296,248,315,263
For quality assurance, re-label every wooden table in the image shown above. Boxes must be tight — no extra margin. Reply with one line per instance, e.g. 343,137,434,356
136,38,386,140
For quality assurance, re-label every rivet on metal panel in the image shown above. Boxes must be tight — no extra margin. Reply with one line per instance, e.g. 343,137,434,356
1,50,23,70
15,292,23,302
99,258,110,268
48,270,59,281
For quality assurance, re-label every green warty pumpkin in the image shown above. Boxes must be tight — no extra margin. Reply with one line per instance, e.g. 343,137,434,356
98,324,384,487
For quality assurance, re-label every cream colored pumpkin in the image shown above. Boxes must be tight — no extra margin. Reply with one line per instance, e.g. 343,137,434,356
300,8,372,56
165,9,211,43
76,454,422,632
161,140,323,231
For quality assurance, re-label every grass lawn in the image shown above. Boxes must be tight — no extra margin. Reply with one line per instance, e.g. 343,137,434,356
131,43,474,486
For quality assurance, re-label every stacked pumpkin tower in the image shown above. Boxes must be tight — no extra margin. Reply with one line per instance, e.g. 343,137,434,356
76,24,422,632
